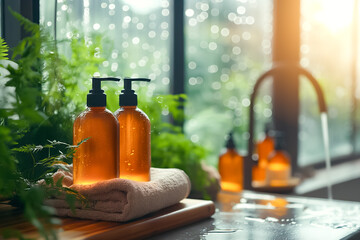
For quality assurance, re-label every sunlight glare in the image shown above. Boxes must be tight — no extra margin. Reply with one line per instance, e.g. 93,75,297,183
314,0,354,32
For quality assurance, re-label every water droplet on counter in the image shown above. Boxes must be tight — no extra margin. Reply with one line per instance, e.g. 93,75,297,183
265,217,279,222
240,198,247,203
245,216,265,223
208,229,238,233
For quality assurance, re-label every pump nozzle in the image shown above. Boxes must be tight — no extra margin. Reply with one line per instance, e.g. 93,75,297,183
87,77,120,107
119,78,151,106
274,131,285,150
225,132,236,149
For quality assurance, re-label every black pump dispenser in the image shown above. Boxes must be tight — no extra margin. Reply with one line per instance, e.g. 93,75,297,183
119,78,151,106
274,132,285,151
225,132,236,149
87,77,120,107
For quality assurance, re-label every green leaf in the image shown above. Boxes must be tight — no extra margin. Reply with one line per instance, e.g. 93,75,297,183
0,38,9,60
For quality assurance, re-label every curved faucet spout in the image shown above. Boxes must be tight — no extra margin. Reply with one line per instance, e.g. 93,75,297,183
245,63,327,189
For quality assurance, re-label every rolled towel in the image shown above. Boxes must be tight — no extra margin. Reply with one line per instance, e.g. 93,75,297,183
44,166,191,222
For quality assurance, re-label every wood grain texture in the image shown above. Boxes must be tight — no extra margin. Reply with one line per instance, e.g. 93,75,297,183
0,198,215,240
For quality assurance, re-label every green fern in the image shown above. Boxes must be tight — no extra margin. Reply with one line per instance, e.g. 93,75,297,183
0,38,9,60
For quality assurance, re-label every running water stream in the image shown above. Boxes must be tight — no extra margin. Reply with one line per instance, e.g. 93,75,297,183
321,112,333,200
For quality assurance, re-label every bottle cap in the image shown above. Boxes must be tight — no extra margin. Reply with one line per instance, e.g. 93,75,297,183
87,77,120,107
119,78,150,106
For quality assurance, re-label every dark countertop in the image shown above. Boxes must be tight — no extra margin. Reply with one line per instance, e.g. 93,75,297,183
2,190,360,239
151,190,360,240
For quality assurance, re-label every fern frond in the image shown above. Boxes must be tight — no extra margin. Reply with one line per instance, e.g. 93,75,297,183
9,8,39,35
0,38,9,60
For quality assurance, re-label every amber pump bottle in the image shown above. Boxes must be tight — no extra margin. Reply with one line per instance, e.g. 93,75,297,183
266,133,291,187
218,132,243,192
115,78,151,182
73,77,119,185
253,124,274,182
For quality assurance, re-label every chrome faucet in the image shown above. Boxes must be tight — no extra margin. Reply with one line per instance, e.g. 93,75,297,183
243,63,327,189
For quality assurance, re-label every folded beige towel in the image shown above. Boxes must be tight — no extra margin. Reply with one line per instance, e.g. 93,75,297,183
44,166,191,222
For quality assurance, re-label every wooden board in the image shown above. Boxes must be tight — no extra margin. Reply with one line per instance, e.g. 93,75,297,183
0,198,215,240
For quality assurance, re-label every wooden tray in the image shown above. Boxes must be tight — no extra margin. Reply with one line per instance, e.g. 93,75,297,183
0,199,215,240
252,177,301,193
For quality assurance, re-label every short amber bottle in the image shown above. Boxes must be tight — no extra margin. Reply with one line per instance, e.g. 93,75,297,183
253,128,274,182
115,78,151,182
266,134,291,187
218,132,243,192
73,77,119,185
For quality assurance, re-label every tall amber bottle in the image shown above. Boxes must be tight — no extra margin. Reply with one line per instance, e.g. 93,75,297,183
115,78,151,182
253,126,274,182
218,132,243,192
73,77,119,185
266,134,291,187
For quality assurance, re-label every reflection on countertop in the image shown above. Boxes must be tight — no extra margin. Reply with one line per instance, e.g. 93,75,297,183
202,191,360,240
153,190,360,240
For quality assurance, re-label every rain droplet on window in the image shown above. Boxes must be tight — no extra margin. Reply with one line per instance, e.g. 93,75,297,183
148,31,156,38
221,74,229,82
189,77,197,85
124,16,131,23
188,61,197,70
109,24,115,30
209,42,217,50
111,62,118,72
221,28,230,37
211,25,219,34
246,16,255,25
237,6,246,14
162,9,169,16
228,12,236,21
161,22,168,29
132,37,140,45
189,18,197,26
242,98,251,107
211,81,221,90
232,34,241,43
232,46,241,55
201,3,209,11
102,61,109,67
208,65,219,73
130,62,137,69
61,5,68,11
185,9,195,17
162,77,170,85
93,23,100,30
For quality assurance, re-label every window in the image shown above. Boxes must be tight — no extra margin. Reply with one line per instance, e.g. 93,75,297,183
4,0,360,173
299,0,360,166
40,0,171,96
184,0,273,165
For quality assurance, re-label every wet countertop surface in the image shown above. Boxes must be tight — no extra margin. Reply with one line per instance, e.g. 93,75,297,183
151,190,360,240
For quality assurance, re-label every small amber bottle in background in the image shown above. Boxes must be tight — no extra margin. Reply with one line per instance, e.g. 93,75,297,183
115,78,151,182
266,133,291,187
252,124,274,182
218,132,243,192
73,77,119,185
